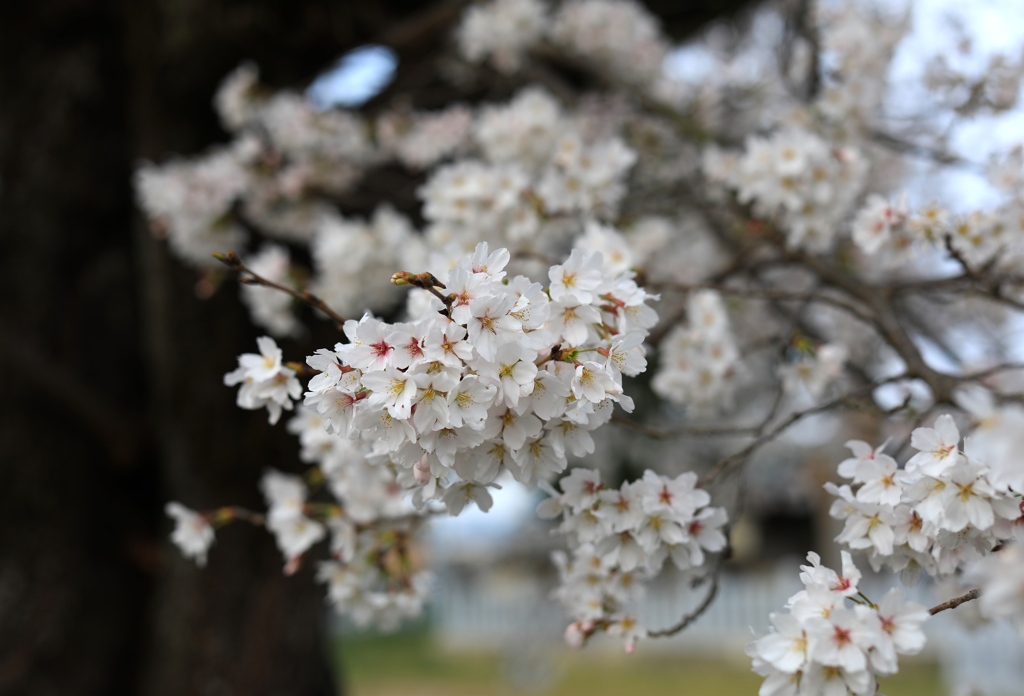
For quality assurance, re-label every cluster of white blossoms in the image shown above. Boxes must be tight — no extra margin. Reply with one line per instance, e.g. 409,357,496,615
135,63,377,277
296,243,657,513
778,343,847,402
652,290,741,410
456,0,548,74
825,400,1022,585
850,194,913,257
138,73,643,336
748,551,929,696
550,0,670,89
850,147,1024,269
315,533,432,631
419,91,637,255
262,456,429,630
287,407,410,524
135,142,252,266
310,205,418,320
167,404,429,628
704,128,867,252
188,243,657,628
965,541,1024,638
261,469,327,566
456,0,670,89
540,467,728,652
165,502,216,567
817,3,909,126
149,0,1024,665
376,105,474,171
223,336,302,425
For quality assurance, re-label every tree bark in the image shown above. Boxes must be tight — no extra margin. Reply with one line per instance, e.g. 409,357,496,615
0,0,351,693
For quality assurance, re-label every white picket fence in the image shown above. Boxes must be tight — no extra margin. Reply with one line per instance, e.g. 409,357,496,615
427,567,1024,695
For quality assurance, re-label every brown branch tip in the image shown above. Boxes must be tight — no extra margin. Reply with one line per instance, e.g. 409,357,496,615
929,588,980,615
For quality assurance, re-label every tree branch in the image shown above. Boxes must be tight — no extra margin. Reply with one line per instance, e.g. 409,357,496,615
647,569,721,638
929,588,980,615
214,251,347,329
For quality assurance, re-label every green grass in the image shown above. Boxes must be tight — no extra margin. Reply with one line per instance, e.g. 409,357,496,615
335,628,945,696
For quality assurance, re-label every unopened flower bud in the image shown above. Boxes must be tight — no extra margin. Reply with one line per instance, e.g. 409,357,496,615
413,455,432,484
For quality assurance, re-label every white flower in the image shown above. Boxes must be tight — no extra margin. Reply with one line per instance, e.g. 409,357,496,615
447,375,497,429
938,461,997,532
166,502,215,567
362,366,418,419
475,342,537,409
806,607,871,672
639,470,709,519
549,249,606,304
223,336,301,424
549,301,601,346
467,293,521,362
266,510,326,565
338,313,396,372
906,414,962,477
571,361,621,404
858,589,928,675
749,613,808,673
442,481,495,516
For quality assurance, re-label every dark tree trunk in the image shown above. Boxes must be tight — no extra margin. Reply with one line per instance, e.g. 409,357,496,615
0,0,356,693
0,0,762,694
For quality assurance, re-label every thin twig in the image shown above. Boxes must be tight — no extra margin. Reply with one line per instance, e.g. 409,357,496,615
868,129,980,170
647,570,721,638
701,374,908,487
611,412,760,439
929,588,980,615
214,251,347,328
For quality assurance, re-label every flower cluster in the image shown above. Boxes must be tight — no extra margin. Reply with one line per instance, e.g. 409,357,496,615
135,143,252,266
165,503,216,567
817,4,909,125
551,0,670,89
377,105,474,171
295,243,657,514
456,0,670,90
277,408,431,628
223,336,302,425
965,541,1024,638
540,467,728,651
261,469,327,566
149,0,1024,665
826,406,1022,584
748,551,929,696
310,206,418,319
652,290,741,409
138,68,645,335
705,128,867,252
456,0,548,74
850,151,1024,269
778,342,847,402
287,407,410,524
135,63,380,305
315,538,431,632
418,92,637,254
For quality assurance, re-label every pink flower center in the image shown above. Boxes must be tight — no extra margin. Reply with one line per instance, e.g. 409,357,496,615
832,625,852,647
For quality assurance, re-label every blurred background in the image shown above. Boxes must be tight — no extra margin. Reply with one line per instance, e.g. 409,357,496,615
2,1,1023,695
